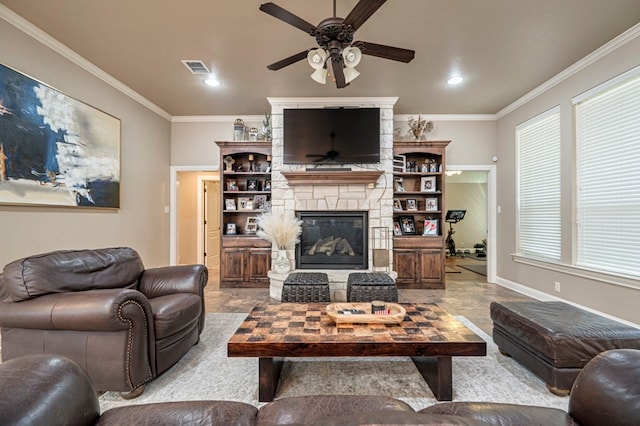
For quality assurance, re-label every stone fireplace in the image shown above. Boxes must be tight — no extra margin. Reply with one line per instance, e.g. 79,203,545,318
266,97,398,301
296,211,368,270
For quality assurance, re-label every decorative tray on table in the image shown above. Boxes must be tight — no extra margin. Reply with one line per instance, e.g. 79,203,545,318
325,302,406,325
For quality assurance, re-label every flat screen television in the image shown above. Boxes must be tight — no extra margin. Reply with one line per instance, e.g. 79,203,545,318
283,108,380,165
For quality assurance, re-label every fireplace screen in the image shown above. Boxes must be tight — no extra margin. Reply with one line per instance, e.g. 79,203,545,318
296,211,368,270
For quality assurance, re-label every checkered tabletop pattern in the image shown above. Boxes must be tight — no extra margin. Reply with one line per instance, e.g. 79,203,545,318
229,302,482,347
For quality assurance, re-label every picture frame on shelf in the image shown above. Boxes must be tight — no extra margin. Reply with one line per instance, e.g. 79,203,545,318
245,216,258,234
393,154,406,172
238,197,253,210
226,223,237,235
393,222,403,236
227,180,238,191
393,198,403,211
406,199,418,211
246,179,259,191
253,194,267,210
225,198,237,210
425,197,438,211
420,176,436,192
263,180,271,191
394,177,405,192
423,219,439,236
398,216,417,235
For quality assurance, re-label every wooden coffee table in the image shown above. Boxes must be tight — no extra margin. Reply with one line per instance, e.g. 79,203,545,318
227,302,486,402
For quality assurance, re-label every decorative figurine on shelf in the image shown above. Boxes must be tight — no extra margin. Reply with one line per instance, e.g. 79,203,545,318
223,156,235,172
260,113,272,141
249,127,259,141
233,118,245,141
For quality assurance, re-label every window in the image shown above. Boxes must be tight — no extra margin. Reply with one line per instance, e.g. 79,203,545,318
574,68,640,278
516,106,562,260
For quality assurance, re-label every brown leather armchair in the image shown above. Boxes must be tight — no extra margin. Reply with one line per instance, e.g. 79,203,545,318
0,247,207,398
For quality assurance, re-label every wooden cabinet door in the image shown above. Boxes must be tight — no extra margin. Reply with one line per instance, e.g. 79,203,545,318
245,248,271,285
220,248,245,284
393,249,417,285
419,249,444,288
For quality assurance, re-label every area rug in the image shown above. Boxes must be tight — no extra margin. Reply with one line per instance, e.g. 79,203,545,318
457,263,487,276
99,313,569,413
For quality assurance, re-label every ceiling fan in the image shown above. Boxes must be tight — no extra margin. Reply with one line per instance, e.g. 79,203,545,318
259,0,415,88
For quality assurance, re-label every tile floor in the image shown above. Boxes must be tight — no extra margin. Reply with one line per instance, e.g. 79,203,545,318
203,256,534,335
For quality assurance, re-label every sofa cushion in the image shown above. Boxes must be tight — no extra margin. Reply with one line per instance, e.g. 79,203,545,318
420,402,573,426
149,293,202,340
97,401,257,426
256,395,414,426
2,247,144,302
311,410,491,426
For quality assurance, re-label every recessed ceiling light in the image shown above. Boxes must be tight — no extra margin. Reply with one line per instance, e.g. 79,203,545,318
204,77,221,87
447,75,464,85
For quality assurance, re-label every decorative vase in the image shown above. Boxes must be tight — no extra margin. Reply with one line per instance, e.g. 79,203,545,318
273,249,291,274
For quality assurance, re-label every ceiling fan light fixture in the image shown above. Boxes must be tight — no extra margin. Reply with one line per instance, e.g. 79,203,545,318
311,67,328,84
307,49,328,69
342,46,362,68
343,67,360,83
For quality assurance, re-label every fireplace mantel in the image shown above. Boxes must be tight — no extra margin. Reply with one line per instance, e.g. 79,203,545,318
281,170,384,185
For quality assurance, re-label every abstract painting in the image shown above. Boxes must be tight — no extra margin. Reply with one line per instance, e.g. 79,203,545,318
0,64,120,208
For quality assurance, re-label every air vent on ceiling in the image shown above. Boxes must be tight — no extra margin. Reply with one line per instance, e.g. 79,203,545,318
181,60,211,74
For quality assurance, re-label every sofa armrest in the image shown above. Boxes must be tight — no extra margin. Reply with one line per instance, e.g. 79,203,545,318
138,264,207,299
420,402,574,426
97,401,257,426
0,288,153,331
0,354,100,426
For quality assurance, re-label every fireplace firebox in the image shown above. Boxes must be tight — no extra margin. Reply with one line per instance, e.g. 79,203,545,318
296,211,368,270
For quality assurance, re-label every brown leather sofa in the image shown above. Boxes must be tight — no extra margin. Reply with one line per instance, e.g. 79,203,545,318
1,350,638,425
0,247,207,397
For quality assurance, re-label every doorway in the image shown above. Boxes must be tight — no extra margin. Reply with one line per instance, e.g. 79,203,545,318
170,167,220,286
444,165,496,283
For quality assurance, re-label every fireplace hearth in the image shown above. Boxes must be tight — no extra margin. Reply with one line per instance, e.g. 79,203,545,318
296,211,368,270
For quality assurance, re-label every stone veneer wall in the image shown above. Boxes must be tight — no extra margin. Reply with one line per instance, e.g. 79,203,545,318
266,97,398,300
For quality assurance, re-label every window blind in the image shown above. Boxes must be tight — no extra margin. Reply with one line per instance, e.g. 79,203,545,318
575,70,640,278
516,106,562,260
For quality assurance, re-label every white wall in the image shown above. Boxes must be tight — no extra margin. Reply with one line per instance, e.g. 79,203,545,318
0,18,171,267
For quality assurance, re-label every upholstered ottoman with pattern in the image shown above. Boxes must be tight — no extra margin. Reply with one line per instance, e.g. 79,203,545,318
346,272,398,302
490,301,640,395
281,272,330,303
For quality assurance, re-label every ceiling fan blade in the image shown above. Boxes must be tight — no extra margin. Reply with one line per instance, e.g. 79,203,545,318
330,57,348,89
267,50,310,70
259,3,317,34
355,41,415,63
343,0,387,31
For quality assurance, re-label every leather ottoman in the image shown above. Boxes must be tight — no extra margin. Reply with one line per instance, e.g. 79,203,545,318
490,301,640,395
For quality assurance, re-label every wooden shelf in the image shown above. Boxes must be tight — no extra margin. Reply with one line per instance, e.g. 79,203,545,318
281,170,384,185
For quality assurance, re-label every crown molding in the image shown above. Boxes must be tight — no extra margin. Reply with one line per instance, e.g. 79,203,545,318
394,114,496,122
171,115,265,123
267,97,399,108
496,22,640,119
0,4,172,121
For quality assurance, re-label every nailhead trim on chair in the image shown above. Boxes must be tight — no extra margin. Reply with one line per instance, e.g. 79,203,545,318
118,300,153,391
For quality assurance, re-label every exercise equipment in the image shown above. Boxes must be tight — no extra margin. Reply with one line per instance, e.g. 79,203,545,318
445,210,466,257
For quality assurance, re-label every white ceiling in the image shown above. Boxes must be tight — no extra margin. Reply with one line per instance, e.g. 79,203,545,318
2,1,640,117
